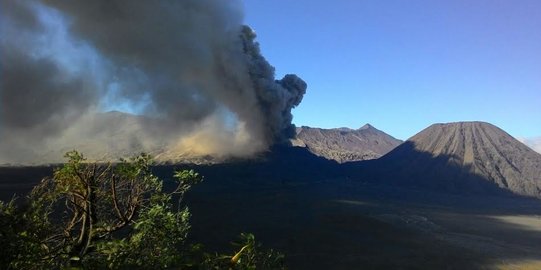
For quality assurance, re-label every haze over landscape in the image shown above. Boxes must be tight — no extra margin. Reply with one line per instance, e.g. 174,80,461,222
1,0,541,269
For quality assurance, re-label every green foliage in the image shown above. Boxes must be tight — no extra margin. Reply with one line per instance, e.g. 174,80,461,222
201,233,286,270
0,151,285,269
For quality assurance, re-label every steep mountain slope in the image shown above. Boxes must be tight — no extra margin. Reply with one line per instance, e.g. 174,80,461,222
292,124,402,163
370,122,541,197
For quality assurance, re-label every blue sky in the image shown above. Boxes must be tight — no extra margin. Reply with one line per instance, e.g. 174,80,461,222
243,0,541,140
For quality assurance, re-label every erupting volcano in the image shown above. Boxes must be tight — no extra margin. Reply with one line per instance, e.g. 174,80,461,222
0,0,306,165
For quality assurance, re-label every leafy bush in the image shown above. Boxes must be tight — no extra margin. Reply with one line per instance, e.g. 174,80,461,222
0,151,284,269
201,233,285,270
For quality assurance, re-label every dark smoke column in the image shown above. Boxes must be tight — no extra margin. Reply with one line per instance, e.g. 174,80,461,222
240,26,307,146
0,0,308,163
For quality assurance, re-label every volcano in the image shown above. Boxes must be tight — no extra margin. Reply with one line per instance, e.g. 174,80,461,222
292,124,402,163
363,122,541,198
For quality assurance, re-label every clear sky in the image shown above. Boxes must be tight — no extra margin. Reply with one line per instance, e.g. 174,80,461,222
243,0,541,140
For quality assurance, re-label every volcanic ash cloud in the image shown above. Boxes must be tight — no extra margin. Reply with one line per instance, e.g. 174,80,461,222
0,0,307,164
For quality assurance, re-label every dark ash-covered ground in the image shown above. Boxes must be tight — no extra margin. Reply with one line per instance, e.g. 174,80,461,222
2,146,541,269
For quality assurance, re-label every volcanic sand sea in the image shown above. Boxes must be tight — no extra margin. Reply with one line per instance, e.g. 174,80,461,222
3,153,541,269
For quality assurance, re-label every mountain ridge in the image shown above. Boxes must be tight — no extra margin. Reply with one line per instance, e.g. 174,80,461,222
292,124,402,163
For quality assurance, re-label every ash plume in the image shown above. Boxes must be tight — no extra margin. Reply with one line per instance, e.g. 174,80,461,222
0,0,306,164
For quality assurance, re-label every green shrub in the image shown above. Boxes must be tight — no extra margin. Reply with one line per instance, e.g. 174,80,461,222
0,151,284,269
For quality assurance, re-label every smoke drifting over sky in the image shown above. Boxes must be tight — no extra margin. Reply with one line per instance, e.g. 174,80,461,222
519,137,541,154
0,0,306,164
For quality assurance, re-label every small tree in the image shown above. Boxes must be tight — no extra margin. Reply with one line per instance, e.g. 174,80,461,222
0,151,286,269
2,151,201,268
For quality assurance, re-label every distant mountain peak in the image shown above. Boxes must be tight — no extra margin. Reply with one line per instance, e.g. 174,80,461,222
429,121,494,128
359,123,375,130
293,124,402,163
377,121,541,198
